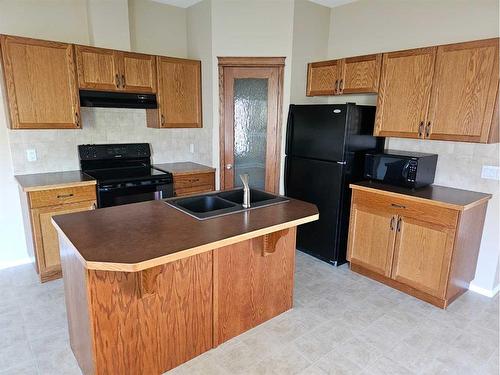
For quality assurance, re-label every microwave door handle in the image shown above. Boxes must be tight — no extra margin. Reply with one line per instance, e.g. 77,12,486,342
402,161,410,180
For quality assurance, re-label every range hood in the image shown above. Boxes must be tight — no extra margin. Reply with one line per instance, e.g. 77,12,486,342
80,90,158,109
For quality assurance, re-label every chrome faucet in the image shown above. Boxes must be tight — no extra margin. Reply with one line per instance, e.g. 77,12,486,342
239,174,251,208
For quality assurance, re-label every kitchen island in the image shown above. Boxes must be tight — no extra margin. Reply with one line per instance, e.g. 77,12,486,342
52,196,318,375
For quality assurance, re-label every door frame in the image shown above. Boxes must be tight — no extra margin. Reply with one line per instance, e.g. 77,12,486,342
218,57,285,193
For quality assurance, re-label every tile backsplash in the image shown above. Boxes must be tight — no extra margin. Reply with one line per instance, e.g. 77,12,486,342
8,108,212,174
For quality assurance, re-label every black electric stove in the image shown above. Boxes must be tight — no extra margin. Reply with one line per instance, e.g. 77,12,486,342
79,143,174,208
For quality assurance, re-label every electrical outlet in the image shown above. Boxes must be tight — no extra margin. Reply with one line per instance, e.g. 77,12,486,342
26,149,37,162
481,165,500,180
189,143,195,154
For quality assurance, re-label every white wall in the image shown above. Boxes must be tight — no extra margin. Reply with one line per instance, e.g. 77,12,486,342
129,0,187,56
327,0,500,294
211,0,295,192
290,0,331,104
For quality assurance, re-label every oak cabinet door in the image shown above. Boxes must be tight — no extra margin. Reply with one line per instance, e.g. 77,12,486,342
32,200,96,278
155,57,202,128
347,204,396,277
427,38,499,143
119,52,156,93
340,54,382,94
75,45,120,91
391,217,455,298
0,35,80,129
374,47,436,138
306,60,340,96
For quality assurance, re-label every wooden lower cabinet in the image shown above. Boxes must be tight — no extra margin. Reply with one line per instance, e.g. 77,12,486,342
173,171,215,197
61,228,296,374
21,184,96,282
347,188,489,308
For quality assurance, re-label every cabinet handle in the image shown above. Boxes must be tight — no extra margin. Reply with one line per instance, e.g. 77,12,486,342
75,112,80,128
390,216,396,231
396,217,402,232
418,121,424,138
57,193,74,199
92,202,97,209
391,203,406,209
115,74,120,88
161,114,165,127
339,79,344,93
121,74,126,88
334,79,339,94
425,121,431,138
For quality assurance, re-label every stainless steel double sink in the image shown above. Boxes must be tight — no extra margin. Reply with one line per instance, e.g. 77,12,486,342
165,188,288,220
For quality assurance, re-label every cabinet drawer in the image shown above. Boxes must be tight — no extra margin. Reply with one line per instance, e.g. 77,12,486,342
173,172,214,190
29,185,96,209
175,184,214,197
352,189,458,228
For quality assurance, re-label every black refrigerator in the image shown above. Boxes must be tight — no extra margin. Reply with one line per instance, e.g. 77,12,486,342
285,103,384,265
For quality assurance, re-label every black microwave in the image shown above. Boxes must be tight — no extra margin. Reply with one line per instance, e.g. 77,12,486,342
364,150,438,188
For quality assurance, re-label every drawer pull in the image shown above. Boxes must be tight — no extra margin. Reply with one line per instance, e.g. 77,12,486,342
57,193,74,199
391,203,406,209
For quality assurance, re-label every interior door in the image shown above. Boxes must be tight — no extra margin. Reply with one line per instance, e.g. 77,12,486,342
75,45,121,91
426,38,499,142
0,35,80,129
119,52,157,93
347,203,396,277
391,216,455,298
374,47,436,138
221,65,282,192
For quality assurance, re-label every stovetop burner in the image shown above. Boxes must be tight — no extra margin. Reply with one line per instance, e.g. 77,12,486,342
83,165,170,184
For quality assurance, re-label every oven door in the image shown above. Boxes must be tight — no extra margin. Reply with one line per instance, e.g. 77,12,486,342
97,180,174,208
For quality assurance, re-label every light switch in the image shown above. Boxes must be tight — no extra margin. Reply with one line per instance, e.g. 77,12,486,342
26,149,37,162
481,165,500,180
189,143,195,154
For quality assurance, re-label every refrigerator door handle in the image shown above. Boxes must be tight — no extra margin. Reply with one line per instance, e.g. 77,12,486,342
336,161,347,165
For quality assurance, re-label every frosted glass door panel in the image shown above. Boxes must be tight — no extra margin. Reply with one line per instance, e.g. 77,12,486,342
233,78,268,189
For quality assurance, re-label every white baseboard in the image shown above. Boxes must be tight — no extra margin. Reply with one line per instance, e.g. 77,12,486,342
469,282,500,298
0,257,33,270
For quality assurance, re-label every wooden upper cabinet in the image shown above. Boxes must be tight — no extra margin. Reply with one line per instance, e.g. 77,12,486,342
374,47,436,138
75,46,156,93
391,216,455,298
75,46,119,91
347,203,396,277
306,60,340,96
426,38,499,143
0,35,80,129
151,57,202,128
340,54,382,94
119,52,156,93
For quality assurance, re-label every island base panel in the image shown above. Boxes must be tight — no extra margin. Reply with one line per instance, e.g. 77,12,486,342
215,228,297,345
61,239,213,375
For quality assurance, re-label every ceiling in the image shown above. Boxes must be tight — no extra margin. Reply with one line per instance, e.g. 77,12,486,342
308,0,358,7
151,0,203,8
152,0,358,9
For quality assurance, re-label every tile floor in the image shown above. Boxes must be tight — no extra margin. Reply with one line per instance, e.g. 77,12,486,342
0,251,498,375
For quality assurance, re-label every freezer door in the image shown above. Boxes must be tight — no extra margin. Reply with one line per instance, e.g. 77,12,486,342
285,156,343,262
286,104,348,162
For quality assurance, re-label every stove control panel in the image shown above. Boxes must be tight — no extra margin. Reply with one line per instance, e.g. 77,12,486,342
79,143,151,161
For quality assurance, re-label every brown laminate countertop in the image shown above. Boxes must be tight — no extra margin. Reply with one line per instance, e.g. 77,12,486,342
15,162,214,192
351,181,492,210
153,162,215,176
52,197,318,272
15,170,96,192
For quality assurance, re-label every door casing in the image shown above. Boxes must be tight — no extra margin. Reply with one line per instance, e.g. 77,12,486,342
218,57,285,193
